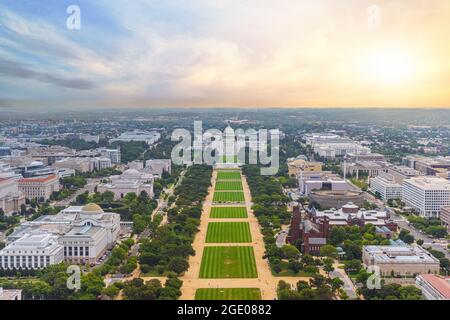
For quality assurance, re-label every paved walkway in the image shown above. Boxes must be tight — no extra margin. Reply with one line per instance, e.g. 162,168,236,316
180,169,312,300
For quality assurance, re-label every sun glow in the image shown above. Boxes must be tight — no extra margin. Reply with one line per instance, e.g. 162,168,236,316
365,48,416,85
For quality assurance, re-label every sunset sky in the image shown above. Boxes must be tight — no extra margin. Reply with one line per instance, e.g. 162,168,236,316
1,0,450,109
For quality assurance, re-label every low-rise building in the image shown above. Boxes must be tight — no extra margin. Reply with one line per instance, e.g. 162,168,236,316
362,245,440,277
145,159,171,176
416,274,450,300
97,169,154,200
287,157,322,177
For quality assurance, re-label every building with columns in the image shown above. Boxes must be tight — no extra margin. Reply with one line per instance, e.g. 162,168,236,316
18,174,60,202
0,233,64,270
0,177,26,216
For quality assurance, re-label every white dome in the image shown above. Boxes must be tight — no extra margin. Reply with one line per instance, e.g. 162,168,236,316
29,161,43,167
122,168,141,178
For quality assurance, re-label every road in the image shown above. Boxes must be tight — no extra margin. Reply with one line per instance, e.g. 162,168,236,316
53,178,101,206
387,208,449,259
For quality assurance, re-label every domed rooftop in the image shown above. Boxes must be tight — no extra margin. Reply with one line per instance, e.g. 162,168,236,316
122,168,141,178
81,203,104,215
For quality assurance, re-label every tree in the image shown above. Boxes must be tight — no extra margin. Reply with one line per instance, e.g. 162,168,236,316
402,234,415,244
167,257,189,275
281,245,300,260
319,245,338,259
322,258,335,273
416,239,424,246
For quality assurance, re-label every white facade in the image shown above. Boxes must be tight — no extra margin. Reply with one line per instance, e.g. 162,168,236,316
145,159,171,176
97,169,154,200
0,287,22,300
0,233,64,270
4,204,121,266
110,130,160,146
402,177,450,218
0,177,26,216
370,173,402,201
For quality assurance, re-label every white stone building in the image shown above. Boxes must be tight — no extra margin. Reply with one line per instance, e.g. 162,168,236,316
0,233,64,270
145,159,171,176
0,177,26,216
97,169,154,200
0,287,22,300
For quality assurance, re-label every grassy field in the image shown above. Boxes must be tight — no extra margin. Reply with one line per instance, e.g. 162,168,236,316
206,222,252,243
210,207,248,218
217,171,241,180
213,191,245,202
220,155,238,163
195,288,262,300
215,181,243,191
199,246,258,278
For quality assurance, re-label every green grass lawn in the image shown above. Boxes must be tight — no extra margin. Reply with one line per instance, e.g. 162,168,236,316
195,288,262,300
215,181,243,191
217,171,241,180
210,207,248,218
206,222,252,243
213,191,245,203
220,155,238,163
199,246,258,278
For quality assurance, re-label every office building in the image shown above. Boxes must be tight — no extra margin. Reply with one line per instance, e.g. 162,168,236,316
145,159,172,176
402,177,450,218
18,174,60,202
369,172,403,201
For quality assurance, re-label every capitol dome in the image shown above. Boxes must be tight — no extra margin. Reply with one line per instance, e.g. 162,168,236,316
80,203,104,215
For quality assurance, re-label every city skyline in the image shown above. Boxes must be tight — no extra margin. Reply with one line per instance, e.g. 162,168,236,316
1,0,450,109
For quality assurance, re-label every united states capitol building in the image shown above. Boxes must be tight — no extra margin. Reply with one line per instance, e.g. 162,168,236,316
0,203,121,269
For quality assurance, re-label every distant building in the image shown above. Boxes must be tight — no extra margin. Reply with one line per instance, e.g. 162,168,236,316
343,160,388,179
369,172,403,201
298,171,349,196
97,169,154,200
0,287,22,300
0,233,65,270
18,174,60,202
403,155,450,176
304,133,371,159
402,177,450,218
110,130,160,146
145,159,171,176
0,147,11,157
79,134,100,144
416,274,450,300
386,165,423,183
362,245,440,277
287,157,322,177
52,157,94,173
0,177,26,216
100,148,121,164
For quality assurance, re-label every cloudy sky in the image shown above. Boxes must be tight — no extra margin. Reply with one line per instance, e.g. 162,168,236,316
0,0,450,109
